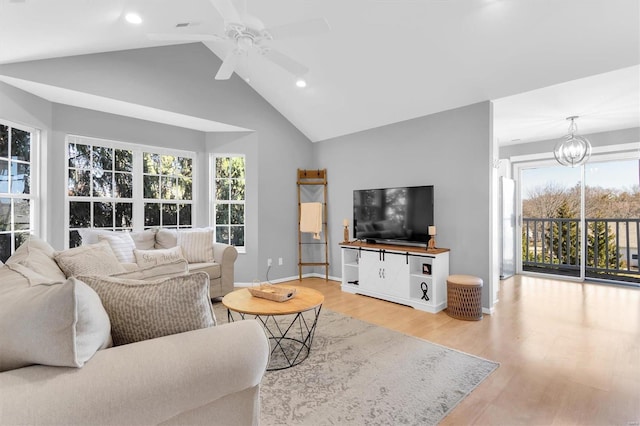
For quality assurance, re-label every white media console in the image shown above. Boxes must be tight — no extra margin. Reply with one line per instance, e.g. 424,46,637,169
340,241,450,313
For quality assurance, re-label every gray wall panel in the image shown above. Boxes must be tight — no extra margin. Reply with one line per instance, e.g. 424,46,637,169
314,102,494,308
0,44,314,282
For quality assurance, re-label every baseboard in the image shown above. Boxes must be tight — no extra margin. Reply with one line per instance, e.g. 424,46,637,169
304,272,341,282
235,273,339,287
482,306,495,315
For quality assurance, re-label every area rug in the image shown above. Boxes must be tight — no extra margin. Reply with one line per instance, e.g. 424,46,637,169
213,304,499,425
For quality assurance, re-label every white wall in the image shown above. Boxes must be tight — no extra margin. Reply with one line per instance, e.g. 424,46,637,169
499,127,640,160
314,101,495,309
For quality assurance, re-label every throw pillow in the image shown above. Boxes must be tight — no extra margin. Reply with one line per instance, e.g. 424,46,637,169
133,246,185,268
112,259,188,280
155,228,177,249
5,235,67,281
79,272,216,346
0,272,111,372
98,232,136,263
77,228,113,245
177,229,215,263
129,229,157,250
54,241,126,278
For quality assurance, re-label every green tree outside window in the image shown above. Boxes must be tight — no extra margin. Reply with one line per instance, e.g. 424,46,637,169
214,155,245,248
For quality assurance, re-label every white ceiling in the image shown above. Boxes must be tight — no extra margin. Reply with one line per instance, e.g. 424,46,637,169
494,65,640,145
0,0,638,144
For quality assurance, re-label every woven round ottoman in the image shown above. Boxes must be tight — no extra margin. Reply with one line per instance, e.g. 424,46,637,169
446,274,483,320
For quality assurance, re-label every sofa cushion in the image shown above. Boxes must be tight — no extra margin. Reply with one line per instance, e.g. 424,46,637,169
189,262,222,280
98,232,136,263
177,229,215,263
1,262,55,289
129,229,157,250
79,272,216,346
55,241,126,277
134,246,185,268
5,236,67,281
155,228,178,249
0,265,111,372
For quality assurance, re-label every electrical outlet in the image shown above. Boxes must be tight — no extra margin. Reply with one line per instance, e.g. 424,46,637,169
267,258,272,267
278,257,283,266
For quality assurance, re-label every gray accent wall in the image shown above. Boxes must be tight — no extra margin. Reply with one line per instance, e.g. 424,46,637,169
0,44,497,307
0,44,314,283
313,101,495,308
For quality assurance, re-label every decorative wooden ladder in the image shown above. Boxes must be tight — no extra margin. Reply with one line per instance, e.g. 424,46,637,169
297,169,329,280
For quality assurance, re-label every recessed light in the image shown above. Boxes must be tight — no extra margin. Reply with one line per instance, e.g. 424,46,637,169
125,13,143,25
296,78,307,88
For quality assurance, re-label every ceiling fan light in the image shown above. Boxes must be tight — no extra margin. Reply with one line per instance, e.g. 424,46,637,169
125,13,143,25
237,35,253,51
296,78,307,88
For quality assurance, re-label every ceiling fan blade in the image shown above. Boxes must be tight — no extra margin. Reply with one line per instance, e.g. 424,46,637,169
208,0,242,24
262,48,309,76
265,18,330,40
147,33,225,42
215,51,238,80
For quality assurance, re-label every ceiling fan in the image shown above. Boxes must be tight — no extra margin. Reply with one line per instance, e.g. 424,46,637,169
148,0,330,80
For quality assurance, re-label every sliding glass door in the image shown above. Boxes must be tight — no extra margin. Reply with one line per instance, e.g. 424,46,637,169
520,163,583,279
517,154,640,286
584,158,639,283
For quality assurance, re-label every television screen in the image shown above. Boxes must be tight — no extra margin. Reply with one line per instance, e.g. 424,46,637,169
353,185,434,245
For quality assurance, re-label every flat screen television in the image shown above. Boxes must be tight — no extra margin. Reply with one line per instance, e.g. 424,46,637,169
353,185,434,246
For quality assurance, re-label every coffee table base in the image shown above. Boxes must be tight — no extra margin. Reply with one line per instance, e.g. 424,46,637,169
227,305,322,371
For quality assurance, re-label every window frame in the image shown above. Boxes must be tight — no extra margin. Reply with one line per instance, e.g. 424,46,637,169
65,134,196,248
141,150,194,230
210,153,246,253
0,119,40,261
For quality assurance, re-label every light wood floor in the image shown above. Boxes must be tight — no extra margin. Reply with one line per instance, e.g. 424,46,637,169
269,275,640,425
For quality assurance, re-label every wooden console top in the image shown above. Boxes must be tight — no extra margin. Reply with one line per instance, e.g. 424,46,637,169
339,241,449,255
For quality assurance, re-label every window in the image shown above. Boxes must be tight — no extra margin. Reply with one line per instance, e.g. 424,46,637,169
67,139,134,247
66,135,194,247
0,121,38,262
212,154,245,250
143,152,193,229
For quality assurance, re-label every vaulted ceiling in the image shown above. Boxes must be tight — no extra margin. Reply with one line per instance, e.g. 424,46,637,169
0,0,638,144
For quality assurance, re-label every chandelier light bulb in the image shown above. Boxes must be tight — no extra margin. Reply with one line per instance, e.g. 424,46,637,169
553,116,592,167
125,12,142,24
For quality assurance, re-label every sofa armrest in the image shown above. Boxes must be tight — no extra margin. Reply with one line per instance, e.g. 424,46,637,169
212,242,238,294
0,320,269,425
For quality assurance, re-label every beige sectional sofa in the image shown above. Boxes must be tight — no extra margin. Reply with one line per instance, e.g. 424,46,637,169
79,227,238,299
0,236,268,425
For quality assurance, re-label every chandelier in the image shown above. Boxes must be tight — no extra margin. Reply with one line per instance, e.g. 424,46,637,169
553,116,592,167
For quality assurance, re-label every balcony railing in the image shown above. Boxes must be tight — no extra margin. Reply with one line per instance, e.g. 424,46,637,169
522,218,640,284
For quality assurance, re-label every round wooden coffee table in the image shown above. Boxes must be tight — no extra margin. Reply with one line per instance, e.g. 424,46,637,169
222,286,324,370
